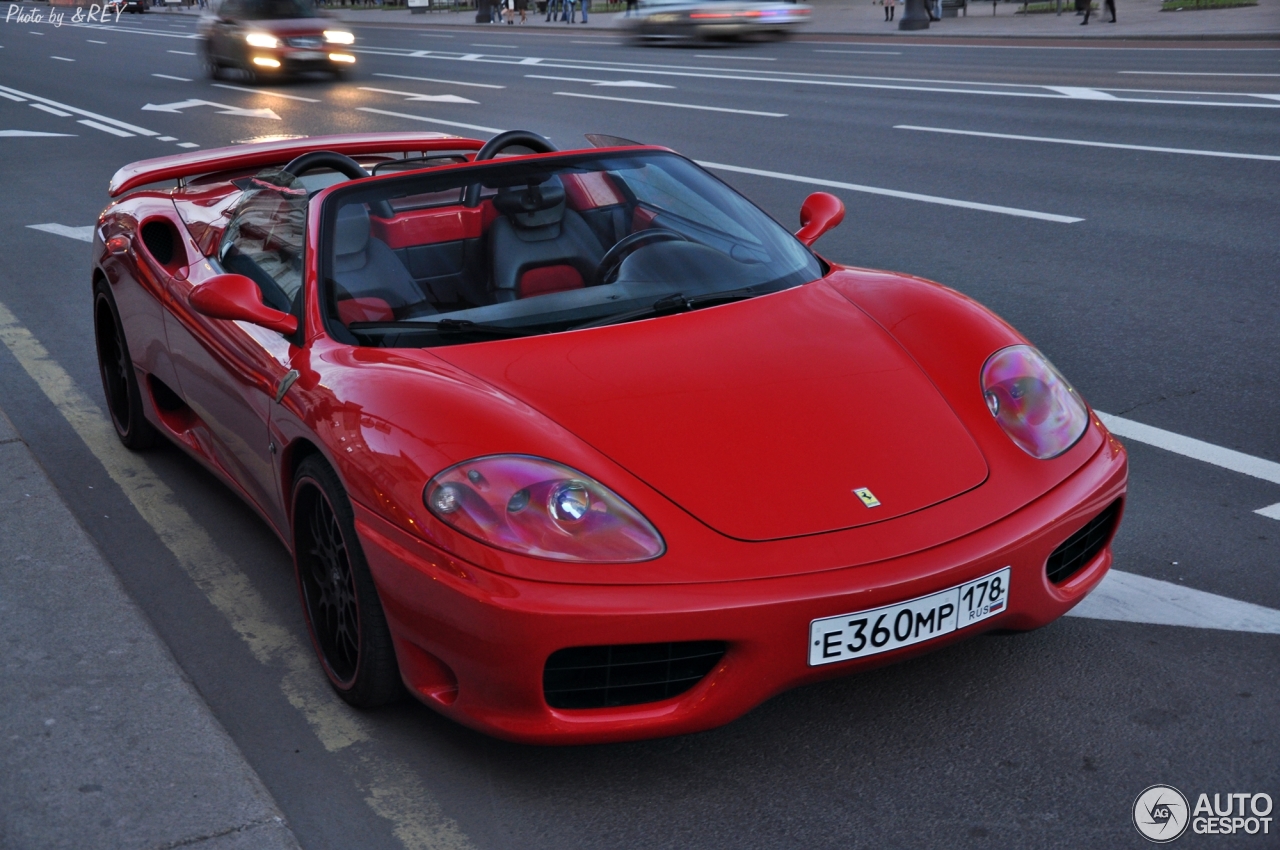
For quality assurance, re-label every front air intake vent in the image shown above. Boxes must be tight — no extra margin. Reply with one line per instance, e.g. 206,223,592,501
1046,499,1121,585
543,641,726,710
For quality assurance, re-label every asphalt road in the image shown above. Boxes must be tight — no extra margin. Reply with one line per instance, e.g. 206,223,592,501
1,8,1278,848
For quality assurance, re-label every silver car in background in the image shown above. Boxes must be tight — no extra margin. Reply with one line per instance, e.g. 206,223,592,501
624,0,811,42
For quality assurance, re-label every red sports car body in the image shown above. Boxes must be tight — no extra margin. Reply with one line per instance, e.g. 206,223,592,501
94,131,1127,744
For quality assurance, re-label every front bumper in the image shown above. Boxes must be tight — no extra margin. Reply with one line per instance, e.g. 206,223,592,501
357,432,1126,744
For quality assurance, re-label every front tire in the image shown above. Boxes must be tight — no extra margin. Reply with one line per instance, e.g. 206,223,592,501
292,455,402,708
94,279,159,450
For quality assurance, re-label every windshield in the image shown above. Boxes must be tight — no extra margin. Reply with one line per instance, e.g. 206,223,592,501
320,150,823,348
238,0,318,18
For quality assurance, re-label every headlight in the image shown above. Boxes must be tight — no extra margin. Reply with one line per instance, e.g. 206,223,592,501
981,345,1088,460
245,32,280,48
324,29,355,44
424,455,664,563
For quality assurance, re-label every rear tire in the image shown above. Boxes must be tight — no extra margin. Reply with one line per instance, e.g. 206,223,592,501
292,455,402,708
93,279,159,450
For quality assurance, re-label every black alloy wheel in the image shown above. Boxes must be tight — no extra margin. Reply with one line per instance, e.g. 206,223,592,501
200,45,222,80
293,455,402,708
93,280,158,450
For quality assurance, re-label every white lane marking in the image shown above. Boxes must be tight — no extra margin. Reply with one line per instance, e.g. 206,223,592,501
895,125,1280,162
30,103,73,117
50,56,75,62
1067,570,1280,634
141,98,280,120
555,91,785,117
357,106,502,134
359,86,478,104
527,74,674,88
699,161,1083,223
1120,71,1280,76
29,30,44,35
157,135,178,141
167,49,197,55
152,73,192,82
78,119,134,137
0,301,478,850
471,43,518,48
572,39,621,44
374,72,504,89
0,130,75,137
358,47,1280,109
814,49,903,55
0,92,28,102
27,224,94,242
802,39,1280,51
62,22,198,39
695,54,776,61
1096,412,1280,486
1255,503,1280,521
0,84,158,136
210,83,321,103
176,142,200,148
1047,86,1117,100
87,39,108,44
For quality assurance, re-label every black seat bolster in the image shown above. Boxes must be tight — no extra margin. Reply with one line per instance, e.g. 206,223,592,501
489,210,604,302
335,236,432,312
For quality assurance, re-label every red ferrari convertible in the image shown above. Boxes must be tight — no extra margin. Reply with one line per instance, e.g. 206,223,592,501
94,131,1127,744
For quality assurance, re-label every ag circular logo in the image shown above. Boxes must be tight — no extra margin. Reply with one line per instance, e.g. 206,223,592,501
1134,785,1191,843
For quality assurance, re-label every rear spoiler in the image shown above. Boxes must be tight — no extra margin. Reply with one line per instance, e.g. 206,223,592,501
107,132,488,198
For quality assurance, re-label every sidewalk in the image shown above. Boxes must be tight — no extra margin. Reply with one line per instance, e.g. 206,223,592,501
313,0,1280,39
0,407,300,850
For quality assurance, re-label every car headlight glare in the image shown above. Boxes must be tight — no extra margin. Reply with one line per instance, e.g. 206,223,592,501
424,455,664,563
245,32,279,48
324,29,355,44
980,345,1088,460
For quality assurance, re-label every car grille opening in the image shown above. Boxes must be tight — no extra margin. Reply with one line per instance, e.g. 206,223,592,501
1046,499,1121,585
543,641,726,710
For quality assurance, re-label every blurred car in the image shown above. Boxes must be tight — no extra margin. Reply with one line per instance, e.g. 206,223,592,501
198,0,355,82
106,0,148,14
624,0,810,42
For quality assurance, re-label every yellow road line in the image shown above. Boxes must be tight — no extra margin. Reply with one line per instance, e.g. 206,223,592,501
0,298,474,850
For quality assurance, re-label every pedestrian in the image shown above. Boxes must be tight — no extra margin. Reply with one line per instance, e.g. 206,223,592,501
516,0,526,22
1081,0,1091,23
625,0,636,14
562,0,572,21
579,0,587,23
545,0,558,21
1104,0,1116,21
883,0,896,22
503,0,515,24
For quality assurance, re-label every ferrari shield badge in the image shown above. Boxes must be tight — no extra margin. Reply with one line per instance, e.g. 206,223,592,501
853,488,881,508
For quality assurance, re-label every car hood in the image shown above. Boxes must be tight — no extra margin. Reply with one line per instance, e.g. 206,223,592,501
433,281,988,542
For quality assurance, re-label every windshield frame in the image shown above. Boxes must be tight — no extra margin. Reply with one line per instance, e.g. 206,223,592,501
316,148,823,348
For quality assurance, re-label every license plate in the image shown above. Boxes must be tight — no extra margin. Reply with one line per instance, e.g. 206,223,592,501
293,50,324,60
808,567,1011,666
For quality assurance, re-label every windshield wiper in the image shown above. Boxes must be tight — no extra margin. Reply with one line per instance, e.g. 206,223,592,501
347,318,538,338
572,287,763,331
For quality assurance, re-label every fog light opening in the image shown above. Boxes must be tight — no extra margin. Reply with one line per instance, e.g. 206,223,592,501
251,56,281,68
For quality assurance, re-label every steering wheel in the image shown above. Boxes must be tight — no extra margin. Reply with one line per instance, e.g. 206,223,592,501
281,151,394,219
463,130,559,208
594,229,688,286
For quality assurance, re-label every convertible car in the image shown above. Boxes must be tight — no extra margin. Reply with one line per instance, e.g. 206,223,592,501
94,131,1127,744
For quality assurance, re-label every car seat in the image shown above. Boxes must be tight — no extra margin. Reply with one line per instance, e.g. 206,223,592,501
332,204,435,324
488,176,605,302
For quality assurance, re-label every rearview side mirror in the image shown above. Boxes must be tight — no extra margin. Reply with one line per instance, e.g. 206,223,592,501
189,273,299,336
795,192,845,248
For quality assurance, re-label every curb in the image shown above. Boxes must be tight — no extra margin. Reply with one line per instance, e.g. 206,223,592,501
0,406,302,850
